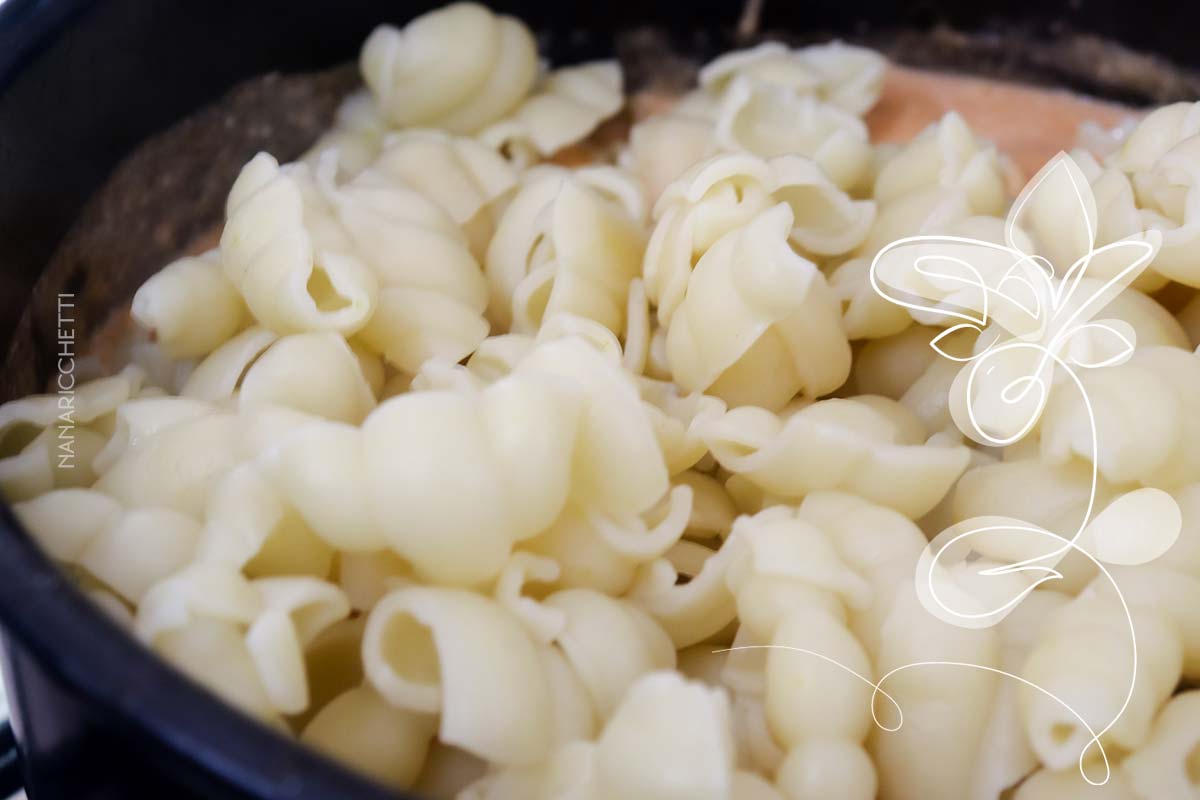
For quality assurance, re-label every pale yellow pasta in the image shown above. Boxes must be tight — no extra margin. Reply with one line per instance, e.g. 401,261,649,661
1120,690,1200,799
665,203,851,409
775,739,877,800
14,25,1200,800
711,505,881,799
485,166,645,335
370,128,518,256
627,539,738,648
198,462,334,578
712,78,872,191
621,112,716,207
1014,768,1138,800
851,325,942,398
644,152,874,327
871,585,1002,800
13,488,124,561
259,420,385,553
637,377,725,475
131,250,247,359
788,492,927,663
544,588,675,720
360,2,538,134
699,397,970,518
302,89,388,179
1109,101,1200,174
699,41,885,116
481,61,624,165
220,153,378,335
245,576,350,714
968,590,1070,800
524,486,691,595
1018,568,1199,770
514,335,668,516
362,586,552,765
179,326,278,402
0,366,144,499
361,369,581,585
77,507,201,604
591,671,735,800
302,685,436,790
94,409,239,517
1038,346,1200,488
238,333,376,424
155,616,279,724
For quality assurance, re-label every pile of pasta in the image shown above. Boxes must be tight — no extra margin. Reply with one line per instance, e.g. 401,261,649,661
3,3,1200,799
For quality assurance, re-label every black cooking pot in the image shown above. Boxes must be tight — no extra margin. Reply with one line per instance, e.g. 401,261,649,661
0,1,1197,798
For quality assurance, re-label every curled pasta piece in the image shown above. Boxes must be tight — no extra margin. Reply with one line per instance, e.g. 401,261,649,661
699,40,885,116
485,166,645,335
872,580,1003,800
592,671,735,800
1121,690,1200,799
0,367,143,499
1125,134,1200,287
698,397,970,519
180,326,277,402
360,2,538,134
317,161,492,372
795,491,929,662
95,407,240,517
371,129,518,256
712,77,872,191
1108,101,1200,174
77,507,202,604
358,286,491,375
480,61,624,165
302,685,436,790
852,325,942,398
259,420,384,553
15,489,199,604
719,505,879,799
362,586,552,765
545,588,675,720
131,250,247,359
220,153,378,335
362,367,584,585
665,203,851,410
1038,346,1200,488
135,561,264,644
644,152,874,326
199,461,335,579
302,89,388,180
245,576,350,714
238,333,376,424
1018,566,1200,772
514,334,668,516
637,377,725,475
525,484,692,595
493,552,565,643
13,488,124,561
851,114,1009,270
620,112,715,208
627,539,738,648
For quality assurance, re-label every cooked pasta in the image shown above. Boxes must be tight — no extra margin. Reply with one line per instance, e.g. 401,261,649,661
360,2,538,134
480,61,624,166
485,166,645,335
6,11,1200,800
664,203,851,410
